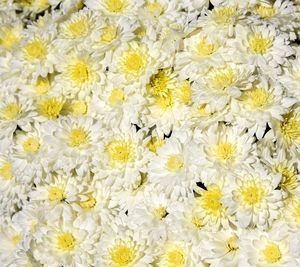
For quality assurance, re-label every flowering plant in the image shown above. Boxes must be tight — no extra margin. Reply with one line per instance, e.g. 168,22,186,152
1,0,300,266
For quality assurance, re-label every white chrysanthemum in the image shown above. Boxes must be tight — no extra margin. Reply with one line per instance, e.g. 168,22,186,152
194,123,256,174
148,136,199,199
92,125,150,189
33,214,99,267
283,197,300,231
96,215,153,267
232,75,296,139
53,50,105,99
0,93,36,139
231,24,294,71
224,164,285,229
44,116,103,171
0,20,23,54
240,229,298,267
199,230,241,267
192,63,254,112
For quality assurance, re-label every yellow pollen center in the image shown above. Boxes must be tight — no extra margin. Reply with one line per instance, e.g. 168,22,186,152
110,244,135,266
255,5,277,19
147,137,165,153
226,236,239,252
197,38,217,57
215,143,235,161
153,207,168,220
109,88,125,107
166,248,186,267
191,216,203,228
34,76,50,94
22,137,40,153
275,163,298,195
248,33,273,54
68,128,88,147
0,26,21,50
166,154,184,172
242,88,272,108
66,17,90,38
79,194,96,209
48,186,65,202
106,140,134,164
121,49,147,76
209,67,236,92
105,0,126,13
280,112,300,144
0,162,14,180
146,2,164,17
100,25,117,43
175,80,192,105
1,103,21,121
201,185,222,215
262,243,282,264
23,40,47,61
67,61,92,85
12,234,22,246
57,232,76,251
240,183,265,206
147,69,174,97
38,98,64,119
70,100,88,115
212,6,237,25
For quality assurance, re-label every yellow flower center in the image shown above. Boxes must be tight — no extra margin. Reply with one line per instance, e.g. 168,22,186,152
57,232,76,251
200,185,222,215
100,25,117,43
22,137,40,153
106,140,134,164
248,33,273,54
37,98,64,119
175,80,192,105
242,88,272,109
215,143,236,161
67,61,92,86
209,67,236,92
226,236,239,252
109,88,125,107
147,69,174,97
197,38,217,57
155,94,174,110
0,26,21,50
147,137,165,153
105,0,126,13
23,39,47,61
153,207,168,220
262,243,282,264
191,216,203,228
166,247,186,267
1,103,21,121
66,17,90,38
255,4,277,19
212,6,237,25
69,100,88,115
146,1,164,17
48,186,65,202
280,112,300,144
166,154,184,172
110,243,136,266
79,194,96,209
0,162,14,180
120,48,147,76
275,163,299,196
34,76,50,94
12,234,22,247
240,182,265,206
68,128,88,147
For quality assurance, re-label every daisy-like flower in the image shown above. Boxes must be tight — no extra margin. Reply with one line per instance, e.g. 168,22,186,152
194,123,256,174
44,116,103,171
240,229,298,266
92,125,150,189
199,229,241,267
148,135,199,199
0,20,23,54
0,93,36,139
232,75,296,139
33,213,99,267
96,214,153,267
53,50,105,99
192,63,254,112
231,24,294,72
224,164,285,229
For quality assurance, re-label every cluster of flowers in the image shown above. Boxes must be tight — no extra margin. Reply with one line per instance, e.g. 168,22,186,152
1,0,300,266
